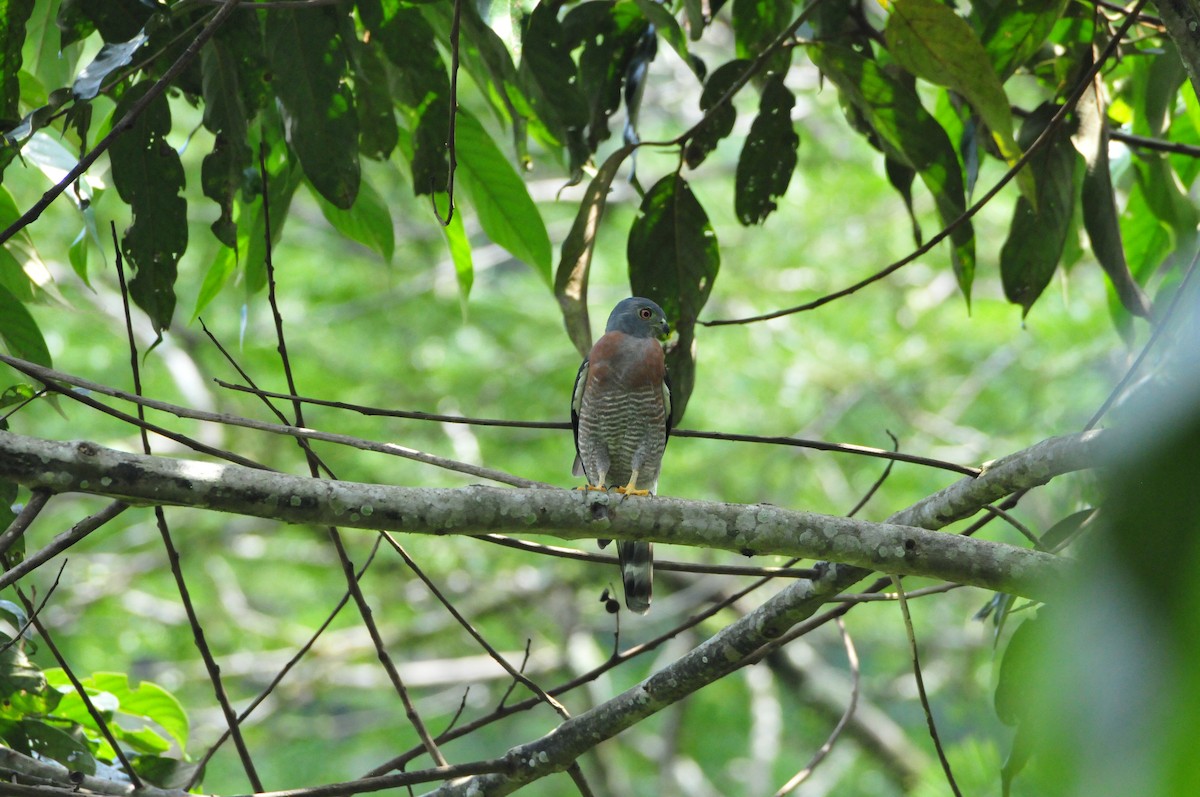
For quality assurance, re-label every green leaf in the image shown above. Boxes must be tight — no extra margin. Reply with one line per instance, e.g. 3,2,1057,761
133,754,201,790
980,0,1069,80
519,1,590,174
264,5,360,209
685,59,749,169
0,0,34,122
349,34,399,161
22,720,96,774
1072,75,1151,319
810,43,975,296
885,0,1037,206
199,12,261,247
564,0,650,152
312,178,395,263
731,0,792,76
0,284,51,367
47,671,188,752
69,0,152,43
1000,104,1078,316
0,638,46,697
455,111,551,284
363,0,450,195
634,0,697,75
886,157,922,246
0,479,14,532
72,30,147,100
735,74,798,225
628,173,720,424
555,145,635,357
109,81,187,335
437,192,474,304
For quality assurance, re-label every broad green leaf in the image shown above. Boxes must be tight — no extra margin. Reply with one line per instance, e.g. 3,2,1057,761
437,192,474,304
109,82,186,335
21,720,96,774
265,6,360,209
731,0,792,76
1133,155,1199,241
555,145,635,356
685,59,749,169
72,30,146,100
735,74,798,225
69,0,152,43
55,0,93,49
981,0,1069,80
628,173,720,424
0,384,36,409
0,637,45,697
0,284,51,367
810,43,975,296
1119,185,1172,285
350,34,399,161
133,755,202,790
455,111,551,284
363,0,450,195
1,0,34,122
885,0,1037,206
47,671,188,751
1072,76,1151,318
0,479,14,532
313,178,395,264
477,0,529,63
1000,104,1078,316
634,0,698,76
886,157,922,246
0,246,32,302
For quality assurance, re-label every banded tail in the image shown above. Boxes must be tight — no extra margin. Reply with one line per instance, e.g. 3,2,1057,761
617,540,653,614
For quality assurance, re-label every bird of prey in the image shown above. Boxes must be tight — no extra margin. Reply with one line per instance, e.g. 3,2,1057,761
571,297,672,613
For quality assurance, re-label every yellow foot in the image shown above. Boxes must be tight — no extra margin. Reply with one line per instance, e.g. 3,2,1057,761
575,484,608,492
615,485,651,496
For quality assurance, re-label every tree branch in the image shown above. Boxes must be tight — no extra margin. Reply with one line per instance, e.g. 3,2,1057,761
0,430,1109,600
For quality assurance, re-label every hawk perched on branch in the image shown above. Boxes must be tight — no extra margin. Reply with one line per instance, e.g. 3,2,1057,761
571,297,672,613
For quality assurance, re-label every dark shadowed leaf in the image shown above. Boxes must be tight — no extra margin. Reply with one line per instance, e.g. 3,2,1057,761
0,286,50,367
0,0,33,124
519,2,590,175
563,0,650,152
628,173,719,424
634,0,698,76
134,755,201,790
811,43,975,296
1000,104,1078,316
264,6,360,209
556,146,635,357
0,479,14,528
21,720,96,775
981,0,1069,80
685,59,749,169
731,0,792,76
885,0,1036,206
67,0,152,43
1072,76,1151,318
55,0,94,48
886,157,922,246
735,74,798,225
362,0,450,195
456,111,551,284
108,82,187,335
351,35,400,161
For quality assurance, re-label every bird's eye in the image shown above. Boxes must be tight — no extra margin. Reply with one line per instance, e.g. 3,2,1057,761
639,308,652,319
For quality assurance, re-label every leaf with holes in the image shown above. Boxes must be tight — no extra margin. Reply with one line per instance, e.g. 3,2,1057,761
685,59,749,169
735,75,798,225
628,174,719,424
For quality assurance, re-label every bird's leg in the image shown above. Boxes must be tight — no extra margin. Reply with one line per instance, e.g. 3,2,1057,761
615,469,651,497
575,467,609,492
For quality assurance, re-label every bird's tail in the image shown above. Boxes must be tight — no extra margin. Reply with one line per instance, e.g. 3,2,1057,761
617,541,653,614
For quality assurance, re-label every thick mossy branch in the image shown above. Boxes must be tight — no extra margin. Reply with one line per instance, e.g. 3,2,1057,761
0,430,1109,601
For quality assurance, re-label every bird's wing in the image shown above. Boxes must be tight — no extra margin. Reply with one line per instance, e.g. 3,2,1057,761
570,358,589,477
662,367,673,446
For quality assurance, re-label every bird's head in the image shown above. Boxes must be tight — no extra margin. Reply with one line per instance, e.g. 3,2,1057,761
606,297,670,340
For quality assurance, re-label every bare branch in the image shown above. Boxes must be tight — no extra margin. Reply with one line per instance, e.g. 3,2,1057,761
0,489,52,557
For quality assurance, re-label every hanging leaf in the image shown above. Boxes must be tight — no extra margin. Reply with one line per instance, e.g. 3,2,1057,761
885,0,1037,207
519,1,590,175
735,74,798,225
811,43,975,297
264,5,360,209
563,0,650,152
633,0,700,76
0,286,50,367
362,0,450,195
1,0,33,126
438,192,474,304
1000,104,1078,316
731,0,792,76
72,30,147,100
108,82,187,335
685,59,749,169
628,173,720,424
67,0,152,44
555,145,635,357
1072,73,1151,319
886,157,922,246
312,178,395,264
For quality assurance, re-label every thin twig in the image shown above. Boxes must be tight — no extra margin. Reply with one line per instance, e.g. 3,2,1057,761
703,0,1152,327
113,223,265,792
0,489,52,557
0,501,129,591
981,504,1044,550
892,575,961,797
773,617,860,795
257,144,449,767
0,561,67,658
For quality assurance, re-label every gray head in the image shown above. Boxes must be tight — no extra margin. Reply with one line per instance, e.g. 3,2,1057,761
605,297,670,339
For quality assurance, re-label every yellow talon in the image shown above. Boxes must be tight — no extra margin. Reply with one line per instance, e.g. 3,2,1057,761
575,484,609,492
615,484,651,497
